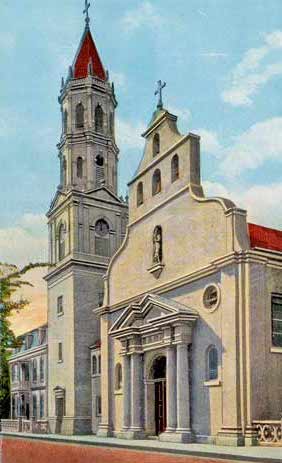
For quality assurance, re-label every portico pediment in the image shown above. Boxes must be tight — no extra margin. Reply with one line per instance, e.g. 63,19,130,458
110,293,198,336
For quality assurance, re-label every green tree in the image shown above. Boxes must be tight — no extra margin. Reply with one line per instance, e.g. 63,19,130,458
0,263,48,419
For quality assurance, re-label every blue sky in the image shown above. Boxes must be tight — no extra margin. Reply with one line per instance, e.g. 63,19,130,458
1,0,282,265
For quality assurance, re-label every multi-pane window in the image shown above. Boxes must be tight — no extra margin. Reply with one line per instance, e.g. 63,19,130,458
272,294,282,347
40,357,44,382
32,359,37,382
11,364,18,382
92,355,97,375
39,394,44,419
58,342,63,362
207,346,218,381
32,394,37,419
57,296,63,315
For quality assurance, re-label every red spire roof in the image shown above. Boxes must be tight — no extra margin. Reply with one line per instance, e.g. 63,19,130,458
73,28,106,80
248,223,282,252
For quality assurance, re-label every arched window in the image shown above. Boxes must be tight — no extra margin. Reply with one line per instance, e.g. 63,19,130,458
95,219,110,257
76,103,84,129
98,354,101,374
207,346,218,381
152,169,161,195
171,154,179,183
77,157,83,179
58,223,66,261
115,363,122,390
92,356,97,375
95,154,105,186
153,133,160,157
63,110,68,133
95,105,104,133
137,182,144,207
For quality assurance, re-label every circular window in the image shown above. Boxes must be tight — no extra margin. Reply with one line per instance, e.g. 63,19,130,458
95,219,109,237
203,285,220,311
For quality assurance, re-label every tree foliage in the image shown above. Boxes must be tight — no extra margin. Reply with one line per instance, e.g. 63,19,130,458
0,262,48,418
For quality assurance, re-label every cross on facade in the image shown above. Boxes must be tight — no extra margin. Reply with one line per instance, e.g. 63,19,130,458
83,0,91,27
155,80,167,110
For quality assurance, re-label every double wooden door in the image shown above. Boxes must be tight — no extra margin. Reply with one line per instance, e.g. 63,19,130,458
155,380,167,435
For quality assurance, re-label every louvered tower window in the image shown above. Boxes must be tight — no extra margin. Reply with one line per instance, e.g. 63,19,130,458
95,154,105,187
95,219,110,257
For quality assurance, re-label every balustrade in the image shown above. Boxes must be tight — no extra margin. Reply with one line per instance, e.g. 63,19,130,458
253,420,282,445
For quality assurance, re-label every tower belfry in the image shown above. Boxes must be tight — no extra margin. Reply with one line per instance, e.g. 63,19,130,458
46,4,128,435
58,1,118,195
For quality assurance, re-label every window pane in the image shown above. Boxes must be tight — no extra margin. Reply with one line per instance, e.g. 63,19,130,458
272,295,282,347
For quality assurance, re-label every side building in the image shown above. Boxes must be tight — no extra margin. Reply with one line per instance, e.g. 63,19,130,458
9,325,48,421
45,16,128,435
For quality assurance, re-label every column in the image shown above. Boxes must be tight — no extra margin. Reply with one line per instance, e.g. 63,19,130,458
122,354,131,431
166,346,177,432
176,344,192,441
130,353,144,437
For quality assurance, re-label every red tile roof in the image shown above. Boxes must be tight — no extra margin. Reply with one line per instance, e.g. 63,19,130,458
73,29,106,80
248,223,282,252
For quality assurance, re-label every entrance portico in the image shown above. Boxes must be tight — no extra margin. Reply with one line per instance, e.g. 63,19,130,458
109,294,198,443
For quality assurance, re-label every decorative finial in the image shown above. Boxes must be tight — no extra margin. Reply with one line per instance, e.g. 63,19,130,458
83,0,91,28
154,80,166,110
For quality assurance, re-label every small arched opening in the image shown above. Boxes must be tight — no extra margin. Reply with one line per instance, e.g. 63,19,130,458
75,103,84,129
137,182,144,207
153,133,160,157
152,169,161,196
171,154,179,183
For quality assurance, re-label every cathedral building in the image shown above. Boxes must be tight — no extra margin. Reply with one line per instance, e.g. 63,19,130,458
6,3,282,447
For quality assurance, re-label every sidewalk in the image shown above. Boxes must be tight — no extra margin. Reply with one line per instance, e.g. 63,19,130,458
1,432,281,462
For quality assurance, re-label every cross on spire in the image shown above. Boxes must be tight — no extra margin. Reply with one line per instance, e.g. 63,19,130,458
83,0,91,28
155,80,166,110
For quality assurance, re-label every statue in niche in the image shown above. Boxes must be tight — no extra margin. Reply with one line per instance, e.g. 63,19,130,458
153,226,162,264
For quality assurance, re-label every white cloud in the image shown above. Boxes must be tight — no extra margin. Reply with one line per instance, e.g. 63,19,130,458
201,52,227,59
0,214,47,266
195,118,282,177
222,30,282,106
0,32,16,50
203,180,282,229
198,10,208,18
121,1,163,32
111,71,127,89
221,117,282,176
116,118,146,151
194,129,222,157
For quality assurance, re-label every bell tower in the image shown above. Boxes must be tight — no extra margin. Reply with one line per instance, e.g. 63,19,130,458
46,3,128,435
58,12,118,194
